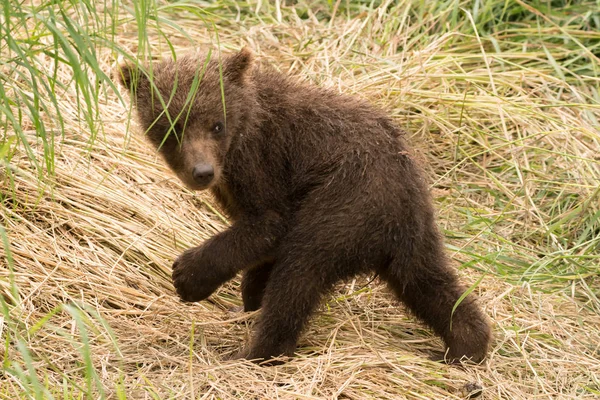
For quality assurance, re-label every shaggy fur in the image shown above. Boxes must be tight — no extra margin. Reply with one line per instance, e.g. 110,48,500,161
116,48,492,365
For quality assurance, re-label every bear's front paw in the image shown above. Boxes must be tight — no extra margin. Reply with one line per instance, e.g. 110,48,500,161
171,246,225,302
230,348,290,366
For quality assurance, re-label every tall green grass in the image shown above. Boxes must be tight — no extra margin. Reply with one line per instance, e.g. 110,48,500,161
0,0,217,183
0,1,197,397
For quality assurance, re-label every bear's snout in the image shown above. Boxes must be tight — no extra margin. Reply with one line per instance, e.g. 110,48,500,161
192,163,215,186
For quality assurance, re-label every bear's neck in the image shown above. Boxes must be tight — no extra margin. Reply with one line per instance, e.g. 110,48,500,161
210,182,240,222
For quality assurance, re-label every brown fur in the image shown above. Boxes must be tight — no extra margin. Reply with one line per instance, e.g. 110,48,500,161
115,48,492,365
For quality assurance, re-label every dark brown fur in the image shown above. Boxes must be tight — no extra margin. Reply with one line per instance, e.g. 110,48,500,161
115,48,492,365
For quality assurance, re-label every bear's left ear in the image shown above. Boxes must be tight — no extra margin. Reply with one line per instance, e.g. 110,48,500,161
224,47,253,84
114,62,144,91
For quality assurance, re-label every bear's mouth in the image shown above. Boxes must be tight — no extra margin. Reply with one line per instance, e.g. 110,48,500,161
178,169,220,191
183,179,215,191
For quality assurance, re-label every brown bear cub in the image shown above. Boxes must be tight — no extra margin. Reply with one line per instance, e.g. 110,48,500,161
116,48,491,364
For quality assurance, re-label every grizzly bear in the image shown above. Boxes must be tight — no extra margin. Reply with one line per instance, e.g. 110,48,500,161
115,48,491,364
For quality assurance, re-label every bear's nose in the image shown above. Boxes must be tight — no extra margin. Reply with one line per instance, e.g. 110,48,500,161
192,163,214,185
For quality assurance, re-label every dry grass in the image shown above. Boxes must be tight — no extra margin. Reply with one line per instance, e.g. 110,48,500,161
1,1,600,399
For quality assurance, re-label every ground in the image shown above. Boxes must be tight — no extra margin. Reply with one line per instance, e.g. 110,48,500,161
0,1,599,399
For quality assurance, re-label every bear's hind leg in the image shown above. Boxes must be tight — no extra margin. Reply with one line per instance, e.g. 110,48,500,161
381,252,491,363
241,262,274,312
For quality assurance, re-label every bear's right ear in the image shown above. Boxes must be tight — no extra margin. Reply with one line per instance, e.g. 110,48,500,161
224,47,253,84
114,62,143,90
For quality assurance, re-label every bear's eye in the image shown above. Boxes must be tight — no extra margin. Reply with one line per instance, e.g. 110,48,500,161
212,121,224,134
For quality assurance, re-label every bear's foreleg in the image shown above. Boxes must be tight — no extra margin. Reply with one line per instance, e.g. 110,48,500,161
172,211,284,302
238,257,334,364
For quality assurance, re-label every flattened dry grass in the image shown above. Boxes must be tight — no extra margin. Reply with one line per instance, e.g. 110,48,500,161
1,1,599,398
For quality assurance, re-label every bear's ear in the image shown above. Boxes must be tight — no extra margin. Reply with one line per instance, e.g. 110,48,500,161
114,62,144,90
224,47,253,83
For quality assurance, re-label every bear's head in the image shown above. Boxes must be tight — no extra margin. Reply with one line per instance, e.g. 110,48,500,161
115,48,254,190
